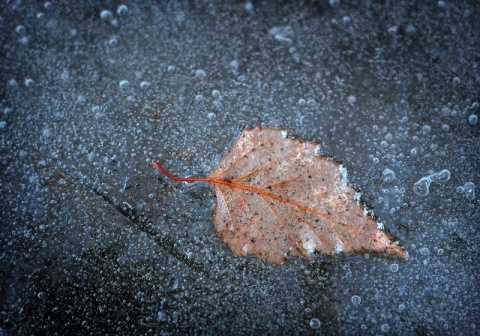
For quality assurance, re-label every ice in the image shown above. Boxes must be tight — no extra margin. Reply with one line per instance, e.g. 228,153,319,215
1,1,478,335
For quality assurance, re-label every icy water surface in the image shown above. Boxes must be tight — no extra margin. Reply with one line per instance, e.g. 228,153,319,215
1,1,478,334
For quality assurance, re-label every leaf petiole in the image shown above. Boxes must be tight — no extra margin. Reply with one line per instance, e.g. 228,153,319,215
152,161,207,183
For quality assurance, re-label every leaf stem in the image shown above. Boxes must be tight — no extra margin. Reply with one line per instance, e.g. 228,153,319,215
152,161,207,183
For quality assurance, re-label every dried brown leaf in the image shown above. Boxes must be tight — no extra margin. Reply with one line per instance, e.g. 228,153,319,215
153,126,406,264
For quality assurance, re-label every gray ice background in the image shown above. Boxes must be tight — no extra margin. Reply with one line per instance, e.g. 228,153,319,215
1,1,479,335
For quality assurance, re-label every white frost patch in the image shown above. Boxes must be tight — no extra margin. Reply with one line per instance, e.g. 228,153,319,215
268,26,293,43
281,130,288,138
364,207,376,218
242,243,249,253
333,242,343,254
339,164,349,185
302,239,316,254
333,236,343,254
377,221,385,230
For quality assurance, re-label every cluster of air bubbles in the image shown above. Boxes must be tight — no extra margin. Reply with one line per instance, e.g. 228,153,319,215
309,318,321,329
413,169,450,196
456,182,475,200
100,5,127,26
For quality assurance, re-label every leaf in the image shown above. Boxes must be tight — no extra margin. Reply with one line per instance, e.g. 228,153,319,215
152,126,406,264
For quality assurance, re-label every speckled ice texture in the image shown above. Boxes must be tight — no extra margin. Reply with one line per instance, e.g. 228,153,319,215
1,1,478,335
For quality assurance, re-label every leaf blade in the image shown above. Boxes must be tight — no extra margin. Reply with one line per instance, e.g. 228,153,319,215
207,126,406,264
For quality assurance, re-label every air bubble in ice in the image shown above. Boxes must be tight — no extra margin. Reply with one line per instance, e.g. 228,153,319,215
421,125,431,134
430,169,450,182
16,25,26,34
100,10,113,20
167,65,176,73
212,90,220,98
351,295,361,305
468,114,478,125
347,95,356,104
309,318,321,329
414,169,450,196
329,0,340,7
157,311,166,321
413,177,430,196
387,26,397,34
390,263,399,272
380,141,388,148
140,81,150,89
117,4,128,15
461,182,475,200
195,69,206,78
419,247,430,256
119,80,129,89
25,78,34,87
382,168,396,183
244,1,254,13
208,112,216,120
381,324,390,332
298,99,306,106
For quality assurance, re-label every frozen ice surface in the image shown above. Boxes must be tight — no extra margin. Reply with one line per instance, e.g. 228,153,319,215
0,1,479,335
